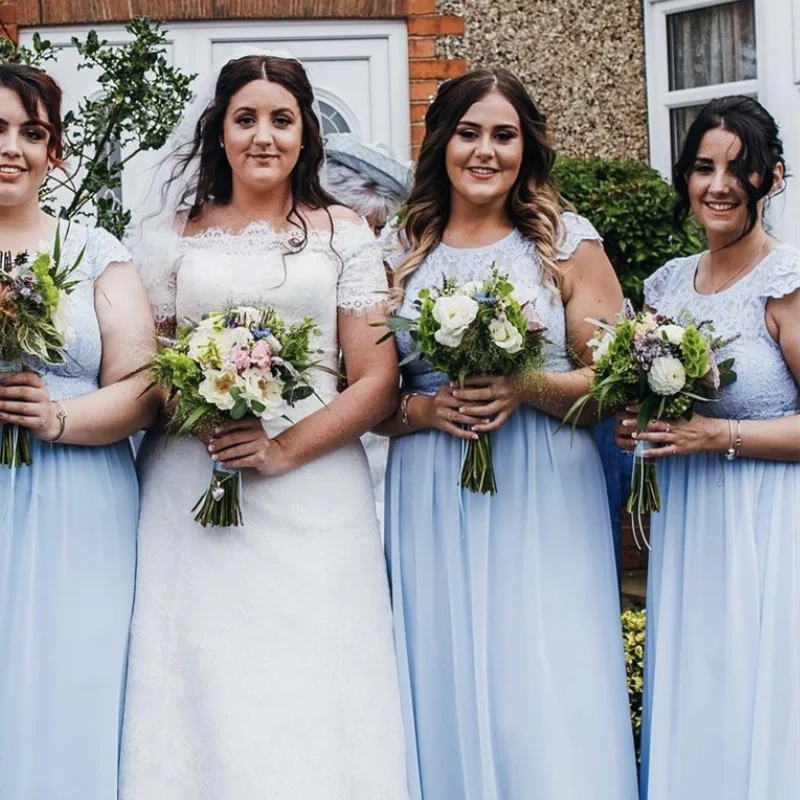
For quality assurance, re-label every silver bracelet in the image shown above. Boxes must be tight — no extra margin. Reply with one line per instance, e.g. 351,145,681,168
48,400,67,443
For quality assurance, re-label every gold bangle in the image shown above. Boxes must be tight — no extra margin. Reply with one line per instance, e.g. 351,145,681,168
48,400,67,443
401,392,420,429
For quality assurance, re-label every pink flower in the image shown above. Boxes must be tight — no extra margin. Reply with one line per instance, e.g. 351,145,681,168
251,339,273,372
522,302,545,333
233,346,251,373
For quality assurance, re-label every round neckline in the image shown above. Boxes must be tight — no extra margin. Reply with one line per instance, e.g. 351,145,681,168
690,243,788,297
437,228,518,253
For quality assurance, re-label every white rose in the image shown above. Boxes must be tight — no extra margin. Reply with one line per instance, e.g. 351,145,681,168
489,318,524,354
197,369,240,411
218,326,254,351
434,327,466,348
659,324,685,346
233,306,261,326
456,280,484,299
240,369,286,419
634,313,659,336
647,356,687,396
432,295,479,337
588,331,614,363
51,291,74,346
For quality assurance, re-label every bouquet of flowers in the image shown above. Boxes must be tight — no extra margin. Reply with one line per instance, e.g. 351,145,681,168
142,306,325,527
565,302,736,543
383,268,546,494
0,227,84,467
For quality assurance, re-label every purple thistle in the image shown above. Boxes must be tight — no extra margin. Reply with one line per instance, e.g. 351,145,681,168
632,331,669,370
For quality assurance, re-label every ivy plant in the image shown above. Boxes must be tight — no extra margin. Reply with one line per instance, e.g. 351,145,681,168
1,17,194,238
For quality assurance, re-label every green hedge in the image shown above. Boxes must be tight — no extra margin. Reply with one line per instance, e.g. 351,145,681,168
622,608,646,762
554,157,705,306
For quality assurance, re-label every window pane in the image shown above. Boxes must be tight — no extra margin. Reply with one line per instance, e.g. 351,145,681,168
670,104,706,162
667,1,757,91
319,100,351,135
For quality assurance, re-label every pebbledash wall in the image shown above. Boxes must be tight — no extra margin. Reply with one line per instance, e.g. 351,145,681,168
0,0,649,160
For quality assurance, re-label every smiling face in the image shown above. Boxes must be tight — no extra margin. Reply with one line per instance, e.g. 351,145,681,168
687,126,781,241
221,78,304,197
445,91,523,210
0,86,52,210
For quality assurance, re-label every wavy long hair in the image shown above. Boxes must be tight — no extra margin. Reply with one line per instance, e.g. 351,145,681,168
167,55,337,250
393,67,564,303
673,95,786,239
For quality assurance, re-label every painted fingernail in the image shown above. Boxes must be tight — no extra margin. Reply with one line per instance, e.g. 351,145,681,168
208,445,215,453
631,432,639,439
453,392,460,399
211,454,219,461
213,428,221,435
459,407,466,413
622,419,632,427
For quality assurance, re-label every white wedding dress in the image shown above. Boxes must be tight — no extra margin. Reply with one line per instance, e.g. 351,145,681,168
119,219,408,799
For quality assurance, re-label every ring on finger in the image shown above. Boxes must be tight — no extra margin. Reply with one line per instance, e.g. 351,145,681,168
665,422,671,433
448,410,454,423
671,445,677,456
489,385,496,401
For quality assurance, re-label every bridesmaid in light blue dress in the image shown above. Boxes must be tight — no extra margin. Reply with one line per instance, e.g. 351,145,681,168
616,96,800,800
378,68,638,800
0,64,158,799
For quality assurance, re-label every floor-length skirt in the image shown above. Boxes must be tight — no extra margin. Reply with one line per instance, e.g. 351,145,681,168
0,436,138,800
641,452,800,800
120,431,408,799
385,406,639,800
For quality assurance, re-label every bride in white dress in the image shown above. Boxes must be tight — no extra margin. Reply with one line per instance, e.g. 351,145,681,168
119,52,409,799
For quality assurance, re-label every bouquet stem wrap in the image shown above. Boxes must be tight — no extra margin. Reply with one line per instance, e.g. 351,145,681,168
0,362,31,468
460,430,497,495
627,440,660,549
192,462,243,527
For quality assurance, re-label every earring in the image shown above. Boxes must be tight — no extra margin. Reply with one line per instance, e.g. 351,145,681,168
220,140,225,150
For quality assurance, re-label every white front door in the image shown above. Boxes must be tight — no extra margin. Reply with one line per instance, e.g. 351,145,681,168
19,19,410,222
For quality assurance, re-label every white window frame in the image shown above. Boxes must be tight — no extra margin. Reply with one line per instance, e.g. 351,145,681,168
644,0,800,245
644,0,760,178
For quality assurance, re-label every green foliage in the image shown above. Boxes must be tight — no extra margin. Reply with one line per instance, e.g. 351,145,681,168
680,325,711,378
553,157,705,306
622,608,646,762
1,17,194,239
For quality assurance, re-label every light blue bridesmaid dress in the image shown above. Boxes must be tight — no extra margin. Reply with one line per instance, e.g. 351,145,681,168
384,213,639,800
640,244,800,800
0,224,139,800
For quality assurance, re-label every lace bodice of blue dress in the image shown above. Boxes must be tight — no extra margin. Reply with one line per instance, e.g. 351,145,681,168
30,222,132,400
644,243,800,421
385,212,602,394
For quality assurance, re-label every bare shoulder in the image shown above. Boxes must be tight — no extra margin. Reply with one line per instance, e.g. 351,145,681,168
301,204,362,233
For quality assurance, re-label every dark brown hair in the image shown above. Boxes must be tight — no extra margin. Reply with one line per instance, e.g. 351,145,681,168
394,67,564,301
0,62,64,163
674,95,786,239
169,55,336,247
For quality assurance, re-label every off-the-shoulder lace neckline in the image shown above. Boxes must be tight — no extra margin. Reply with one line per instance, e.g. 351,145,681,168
179,217,367,243
689,242,794,298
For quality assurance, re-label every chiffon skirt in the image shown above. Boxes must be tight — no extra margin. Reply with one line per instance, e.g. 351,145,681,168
385,406,639,800
641,451,800,800
0,435,138,800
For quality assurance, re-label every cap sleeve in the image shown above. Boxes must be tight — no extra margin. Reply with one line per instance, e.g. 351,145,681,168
643,256,690,311
334,219,390,314
378,222,407,272
555,211,603,261
125,222,182,323
59,223,132,282
756,245,800,300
